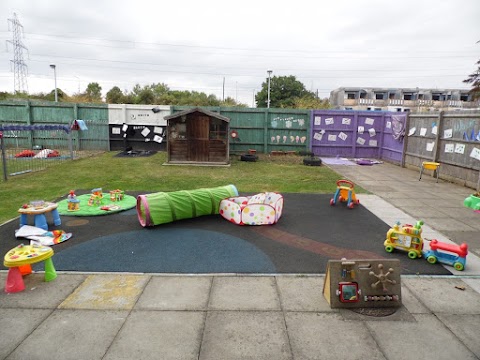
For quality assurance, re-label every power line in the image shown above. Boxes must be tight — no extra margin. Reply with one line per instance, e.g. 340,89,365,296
7,30,477,57
6,13,29,93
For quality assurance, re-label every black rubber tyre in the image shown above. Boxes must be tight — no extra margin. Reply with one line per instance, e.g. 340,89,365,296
303,157,322,166
240,154,258,162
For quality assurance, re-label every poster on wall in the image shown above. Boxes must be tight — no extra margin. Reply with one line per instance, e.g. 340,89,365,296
444,129,453,138
356,137,365,145
426,142,435,152
325,118,334,125
314,116,321,125
445,144,454,153
470,147,480,161
365,118,375,125
454,143,465,154
338,132,348,141
342,118,351,125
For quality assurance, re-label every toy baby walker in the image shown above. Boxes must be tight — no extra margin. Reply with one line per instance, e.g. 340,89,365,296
330,179,360,209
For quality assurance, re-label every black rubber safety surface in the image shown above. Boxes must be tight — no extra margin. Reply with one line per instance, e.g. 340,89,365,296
0,193,451,275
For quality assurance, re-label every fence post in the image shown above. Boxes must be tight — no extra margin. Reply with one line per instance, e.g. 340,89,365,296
26,100,33,148
401,113,410,168
432,111,443,162
1,133,7,181
263,109,269,153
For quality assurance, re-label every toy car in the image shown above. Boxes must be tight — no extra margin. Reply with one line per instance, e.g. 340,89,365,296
423,239,468,271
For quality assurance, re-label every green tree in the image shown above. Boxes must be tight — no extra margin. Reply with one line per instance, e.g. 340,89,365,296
106,86,125,104
84,82,102,102
463,58,480,100
293,95,331,109
255,75,314,108
47,88,66,102
220,96,247,108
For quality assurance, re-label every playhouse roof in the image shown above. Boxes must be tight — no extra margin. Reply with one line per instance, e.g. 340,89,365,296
164,107,230,123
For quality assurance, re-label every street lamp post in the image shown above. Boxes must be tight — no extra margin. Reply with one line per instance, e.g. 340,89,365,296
267,69,272,108
50,64,58,102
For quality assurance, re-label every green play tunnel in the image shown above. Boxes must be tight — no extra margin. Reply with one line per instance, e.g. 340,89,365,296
136,184,238,227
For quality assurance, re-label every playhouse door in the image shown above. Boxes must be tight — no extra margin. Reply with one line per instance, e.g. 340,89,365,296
188,116,209,162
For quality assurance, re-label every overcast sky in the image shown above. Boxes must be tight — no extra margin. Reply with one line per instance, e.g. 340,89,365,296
0,0,479,106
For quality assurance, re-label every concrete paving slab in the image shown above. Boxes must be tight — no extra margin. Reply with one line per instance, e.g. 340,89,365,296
403,278,480,314
462,278,480,293
0,308,52,359
200,311,291,360
370,192,412,199
275,275,334,312
436,314,480,356
338,305,416,322
422,217,477,232
366,313,478,360
388,198,433,208
406,206,458,218
6,309,128,360
208,276,281,310
134,276,212,310
0,273,86,309
59,274,149,310
104,310,205,360
285,312,386,360
397,285,431,314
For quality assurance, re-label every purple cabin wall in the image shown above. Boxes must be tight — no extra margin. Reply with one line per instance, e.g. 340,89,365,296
310,110,405,164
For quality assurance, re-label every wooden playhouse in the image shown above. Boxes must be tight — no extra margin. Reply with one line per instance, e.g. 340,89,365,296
164,108,230,165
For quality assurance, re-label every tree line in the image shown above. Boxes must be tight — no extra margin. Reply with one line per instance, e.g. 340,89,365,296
0,75,331,109
2,57,478,108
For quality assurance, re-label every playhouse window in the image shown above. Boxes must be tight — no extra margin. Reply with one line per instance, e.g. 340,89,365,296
209,119,227,140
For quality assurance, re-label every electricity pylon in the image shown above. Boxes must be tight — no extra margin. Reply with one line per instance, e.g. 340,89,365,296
6,13,29,93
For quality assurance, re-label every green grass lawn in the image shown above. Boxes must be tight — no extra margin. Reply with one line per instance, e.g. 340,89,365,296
0,151,365,224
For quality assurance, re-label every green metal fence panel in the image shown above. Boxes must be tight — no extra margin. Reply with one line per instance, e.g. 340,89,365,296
170,106,310,154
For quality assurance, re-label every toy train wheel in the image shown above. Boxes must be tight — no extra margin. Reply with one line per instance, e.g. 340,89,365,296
330,199,335,206
454,262,464,271
407,251,418,259
426,256,437,264
385,245,394,253
348,202,354,209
